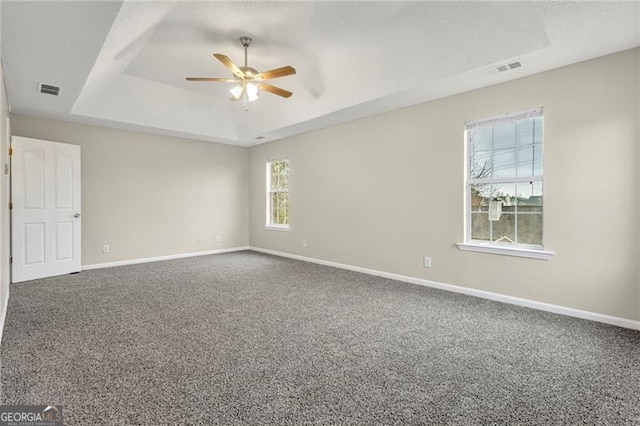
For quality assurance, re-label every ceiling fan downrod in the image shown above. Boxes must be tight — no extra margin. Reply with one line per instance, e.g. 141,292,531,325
239,37,252,111
240,36,252,68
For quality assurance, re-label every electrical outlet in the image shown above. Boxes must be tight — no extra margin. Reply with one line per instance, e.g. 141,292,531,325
423,257,431,268
102,244,110,253
215,234,222,243
302,240,307,248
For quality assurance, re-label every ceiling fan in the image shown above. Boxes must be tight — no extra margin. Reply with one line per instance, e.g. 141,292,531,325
186,36,296,111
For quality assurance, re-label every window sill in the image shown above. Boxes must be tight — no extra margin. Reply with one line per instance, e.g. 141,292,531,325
456,242,554,260
265,225,291,232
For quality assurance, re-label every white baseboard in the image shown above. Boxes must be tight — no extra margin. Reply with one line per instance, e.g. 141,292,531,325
82,246,250,271
250,247,640,331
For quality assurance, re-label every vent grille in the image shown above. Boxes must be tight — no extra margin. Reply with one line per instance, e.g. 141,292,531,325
255,136,266,140
39,83,60,96
484,61,523,76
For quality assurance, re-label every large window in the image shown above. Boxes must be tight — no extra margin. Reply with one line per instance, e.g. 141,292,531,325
266,158,290,229
463,109,550,258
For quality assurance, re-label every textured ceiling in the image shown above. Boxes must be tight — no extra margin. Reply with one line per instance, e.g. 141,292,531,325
1,1,639,147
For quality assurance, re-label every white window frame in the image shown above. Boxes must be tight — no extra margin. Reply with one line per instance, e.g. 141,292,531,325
265,158,290,231
457,108,554,260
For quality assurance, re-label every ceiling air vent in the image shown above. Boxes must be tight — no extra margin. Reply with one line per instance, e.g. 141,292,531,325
484,61,523,76
39,83,60,96
255,136,266,140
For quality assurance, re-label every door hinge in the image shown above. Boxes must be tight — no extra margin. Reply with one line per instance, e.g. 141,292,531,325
8,201,12,210
8,147,12,156
9,256,12,264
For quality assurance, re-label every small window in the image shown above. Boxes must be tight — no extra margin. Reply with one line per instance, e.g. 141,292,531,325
462,109,550,257
266,158,290,229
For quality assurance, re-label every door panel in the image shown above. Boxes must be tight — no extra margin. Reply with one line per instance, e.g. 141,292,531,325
12,137,81,282
24,223,45,264
23,150,45,208
54,222,74,260
55,152,74,208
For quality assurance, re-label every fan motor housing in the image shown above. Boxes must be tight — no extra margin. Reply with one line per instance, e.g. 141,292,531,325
239,66,259,78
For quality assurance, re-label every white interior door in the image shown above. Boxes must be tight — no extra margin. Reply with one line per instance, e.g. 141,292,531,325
11,137,81,283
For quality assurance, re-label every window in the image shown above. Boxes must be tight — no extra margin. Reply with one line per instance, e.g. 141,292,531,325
266,158,290,229
459,108,553,259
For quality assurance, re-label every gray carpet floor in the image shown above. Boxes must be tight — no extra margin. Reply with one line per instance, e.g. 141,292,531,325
1,251,639,425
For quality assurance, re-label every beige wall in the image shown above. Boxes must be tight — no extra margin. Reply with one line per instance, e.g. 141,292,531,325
0,60,10,340
250,48,640,322
10,115,249,266
2,48,638,326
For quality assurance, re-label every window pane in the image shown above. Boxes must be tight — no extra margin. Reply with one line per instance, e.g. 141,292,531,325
470,151,492,180
493,122,516,150
280,161,289,188
470,127,492,180
518,214,543,245
492,123,516,179
492,183,516,202
493,146,517,178
492,182,516,222
270,163,277,189
270,192,289,225
517,182,542,245
517,145,534,178
517,119,535,145
470,183,491,212
270,161,289,191
470,127,492,152
517,182,542,212
533,117,543,145
471,212,490,241
491,213,515,244
533,145,543,176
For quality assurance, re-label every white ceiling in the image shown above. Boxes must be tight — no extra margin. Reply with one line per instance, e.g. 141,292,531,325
1,1,639,147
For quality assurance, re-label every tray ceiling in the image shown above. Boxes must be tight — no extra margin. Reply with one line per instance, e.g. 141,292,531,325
1,1,639,146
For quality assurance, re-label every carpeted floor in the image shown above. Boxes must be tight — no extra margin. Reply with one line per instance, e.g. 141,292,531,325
1,251,639,425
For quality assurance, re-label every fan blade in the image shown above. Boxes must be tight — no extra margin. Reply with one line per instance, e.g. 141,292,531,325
186,77,237,82
254,66,296,81
257,83,293,98
213,54,244,77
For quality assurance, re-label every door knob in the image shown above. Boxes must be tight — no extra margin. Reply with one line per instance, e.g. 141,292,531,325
74,213,81,218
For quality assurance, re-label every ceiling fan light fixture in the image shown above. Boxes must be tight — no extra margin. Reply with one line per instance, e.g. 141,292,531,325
246,83,259,102
230,85,243,99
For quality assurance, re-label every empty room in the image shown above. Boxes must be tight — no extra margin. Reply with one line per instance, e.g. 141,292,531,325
0,1,639,424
